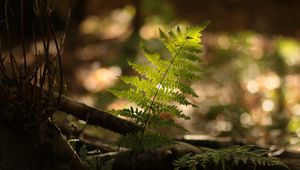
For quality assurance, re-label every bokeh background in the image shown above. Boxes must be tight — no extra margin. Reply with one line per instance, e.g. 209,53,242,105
24,0,300,150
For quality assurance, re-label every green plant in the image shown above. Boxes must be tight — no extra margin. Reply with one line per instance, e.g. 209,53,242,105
109,23,209,151
173,145,289,170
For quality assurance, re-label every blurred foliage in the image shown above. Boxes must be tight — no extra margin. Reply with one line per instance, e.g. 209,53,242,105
52,0,300,149
198,33,300,147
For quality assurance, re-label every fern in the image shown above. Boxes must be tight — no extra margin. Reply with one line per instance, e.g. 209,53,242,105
109,23,208,151
115,131,175,152
173,145,289,170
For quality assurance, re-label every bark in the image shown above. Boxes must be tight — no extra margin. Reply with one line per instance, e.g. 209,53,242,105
58,95,142,135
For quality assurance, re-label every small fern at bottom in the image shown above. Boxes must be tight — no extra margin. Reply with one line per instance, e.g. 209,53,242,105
173,145,289,170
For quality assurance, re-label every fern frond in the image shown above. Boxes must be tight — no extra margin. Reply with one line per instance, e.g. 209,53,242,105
152,102,190,120
174,145,289,170
170,67,200,82
109,24,208,151
151,87,193,106
146,114,188,131
115,132,143,152
128,61,159,79
141,131,175,151
111,107,146,125
144,51,169,73
115,131,174,152
173,80,198,97
109,89,151,108
119,76,156,97
173,57,204,73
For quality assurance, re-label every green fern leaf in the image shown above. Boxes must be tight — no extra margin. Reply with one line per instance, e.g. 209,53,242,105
115,131,174,152
173,80,199,97
109,24,208,151
173,145,290,170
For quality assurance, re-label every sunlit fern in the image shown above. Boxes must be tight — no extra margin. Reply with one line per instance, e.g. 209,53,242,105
109,23,209,151
173,145,289,170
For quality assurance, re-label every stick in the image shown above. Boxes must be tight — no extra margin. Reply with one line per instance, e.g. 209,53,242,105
58,96,142,135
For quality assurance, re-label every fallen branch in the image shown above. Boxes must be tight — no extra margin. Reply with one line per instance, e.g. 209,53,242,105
58,95,142,135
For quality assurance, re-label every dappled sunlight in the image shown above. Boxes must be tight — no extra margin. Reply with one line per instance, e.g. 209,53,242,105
4,1,300,169
247,35,265,59
75,95,95,107
51,2,300,149
79,5,135,39
106,99,133,111
292,104,300,116
278,39,300,66
76,65,121,92
121,31,300,147
139,24,161,39
246,80,259,93
177,32,300,146
262,99,275,112
264,72,281,90
240,112,255,128
217,35,230,50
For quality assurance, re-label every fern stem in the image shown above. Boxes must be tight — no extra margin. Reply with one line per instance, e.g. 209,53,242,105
139,41,186,145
